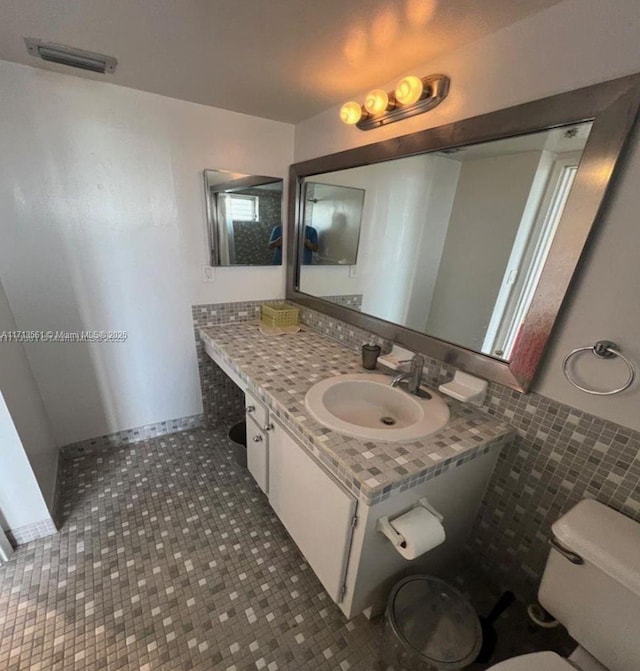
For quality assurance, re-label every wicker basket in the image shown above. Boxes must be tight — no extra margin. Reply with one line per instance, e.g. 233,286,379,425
261,302,299,328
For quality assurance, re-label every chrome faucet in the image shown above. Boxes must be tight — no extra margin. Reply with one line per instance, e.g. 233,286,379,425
391,354,429,397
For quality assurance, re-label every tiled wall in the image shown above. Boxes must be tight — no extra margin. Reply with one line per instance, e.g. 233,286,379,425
196,299,640,602
395,350,640,598
321,294,363,311
6,518,58,547
60,415,204,458
192,301,271,427
295,303,390,352
471,383,640,599
230,188,282,266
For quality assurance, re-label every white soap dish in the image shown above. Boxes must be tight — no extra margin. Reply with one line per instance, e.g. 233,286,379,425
377,345,416,371
439,371,488,407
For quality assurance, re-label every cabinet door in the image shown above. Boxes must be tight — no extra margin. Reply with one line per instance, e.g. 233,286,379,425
246,417,268,495
268,419,357,603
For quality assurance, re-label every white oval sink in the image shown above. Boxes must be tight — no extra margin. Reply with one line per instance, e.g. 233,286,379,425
304,374,450,442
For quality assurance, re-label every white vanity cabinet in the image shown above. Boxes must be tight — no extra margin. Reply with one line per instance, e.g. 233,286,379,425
202,338,505,619
268,418,357,604
265,417,500,617
245,390,269,494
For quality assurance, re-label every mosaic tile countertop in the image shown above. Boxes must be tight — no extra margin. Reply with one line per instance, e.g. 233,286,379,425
200,322,513,505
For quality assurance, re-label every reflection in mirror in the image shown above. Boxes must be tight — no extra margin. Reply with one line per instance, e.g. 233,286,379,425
298,122,592,361
204,170,283,266
303,183,364,265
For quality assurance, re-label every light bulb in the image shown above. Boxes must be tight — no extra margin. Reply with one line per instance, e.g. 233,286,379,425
340,101,363,125
364,89,390,115
395,75,424,106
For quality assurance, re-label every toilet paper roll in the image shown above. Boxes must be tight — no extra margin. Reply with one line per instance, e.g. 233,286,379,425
390,507,446,560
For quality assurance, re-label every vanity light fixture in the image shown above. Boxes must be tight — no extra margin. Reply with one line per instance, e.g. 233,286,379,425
340,73,450,130
24,38,118,74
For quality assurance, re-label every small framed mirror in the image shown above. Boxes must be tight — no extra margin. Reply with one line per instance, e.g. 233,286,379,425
303,182,365,266
204,170,284,266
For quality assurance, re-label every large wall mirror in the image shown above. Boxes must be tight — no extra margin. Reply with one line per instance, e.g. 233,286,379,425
204,170,283,266
287,75,640,391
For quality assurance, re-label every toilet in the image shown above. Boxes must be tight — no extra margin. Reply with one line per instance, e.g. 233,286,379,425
488,499,640,671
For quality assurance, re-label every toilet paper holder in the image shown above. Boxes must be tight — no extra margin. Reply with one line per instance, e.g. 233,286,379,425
377,498,444,549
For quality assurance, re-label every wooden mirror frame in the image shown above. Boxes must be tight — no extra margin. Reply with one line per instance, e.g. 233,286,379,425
286,75,640,392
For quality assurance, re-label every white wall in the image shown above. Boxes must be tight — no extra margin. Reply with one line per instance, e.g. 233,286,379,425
0,273,54,528
0,276,57,510
426,151,544,350
293,0,640,432
403,156,460,331
358,156,434,324
0,60,294,446
0,391,52,532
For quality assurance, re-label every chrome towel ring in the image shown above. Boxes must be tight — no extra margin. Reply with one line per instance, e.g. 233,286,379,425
562,340,635,396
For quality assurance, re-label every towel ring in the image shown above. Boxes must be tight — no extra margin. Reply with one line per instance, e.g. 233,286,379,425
562,340,635,396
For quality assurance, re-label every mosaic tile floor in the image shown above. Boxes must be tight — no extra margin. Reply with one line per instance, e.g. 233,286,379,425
0,428,380,671
0,427,573,671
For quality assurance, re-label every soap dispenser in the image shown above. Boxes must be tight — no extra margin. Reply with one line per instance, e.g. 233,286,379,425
361,341,381,370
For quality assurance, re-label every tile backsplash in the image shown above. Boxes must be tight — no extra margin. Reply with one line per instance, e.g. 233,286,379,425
295,303,390,353
195,299,640,601
321,294,363,311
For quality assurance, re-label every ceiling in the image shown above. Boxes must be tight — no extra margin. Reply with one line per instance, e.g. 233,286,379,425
0,0,564,123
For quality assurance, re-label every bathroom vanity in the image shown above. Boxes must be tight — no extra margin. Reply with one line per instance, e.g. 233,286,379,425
200,322,512,618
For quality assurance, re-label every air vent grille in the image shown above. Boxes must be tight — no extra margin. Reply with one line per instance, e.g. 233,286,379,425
24,38,117,74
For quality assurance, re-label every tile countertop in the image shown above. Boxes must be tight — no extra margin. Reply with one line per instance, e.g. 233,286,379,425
200,322,513,505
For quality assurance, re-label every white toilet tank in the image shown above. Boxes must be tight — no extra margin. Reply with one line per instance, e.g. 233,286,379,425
538,499,640,671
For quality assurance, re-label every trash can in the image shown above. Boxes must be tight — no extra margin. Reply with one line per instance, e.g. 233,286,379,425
380,575,482,671
228,421,247,468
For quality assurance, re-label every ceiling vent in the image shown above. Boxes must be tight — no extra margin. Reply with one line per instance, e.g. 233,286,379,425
24,38,117,74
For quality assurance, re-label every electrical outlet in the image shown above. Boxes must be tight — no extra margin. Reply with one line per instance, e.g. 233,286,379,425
202,265,215,282
349,265,358,278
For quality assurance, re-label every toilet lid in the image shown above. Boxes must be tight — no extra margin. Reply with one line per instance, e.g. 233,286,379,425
488,651,574,671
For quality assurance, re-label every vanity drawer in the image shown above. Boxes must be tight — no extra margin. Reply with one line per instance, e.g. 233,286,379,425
245,390,268,428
